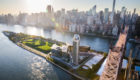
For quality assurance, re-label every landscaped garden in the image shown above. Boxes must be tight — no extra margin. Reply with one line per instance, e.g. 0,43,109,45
22,39,53,54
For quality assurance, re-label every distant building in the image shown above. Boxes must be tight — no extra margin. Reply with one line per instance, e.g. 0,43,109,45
132,8,138,24
17,13,28,25
99,11,104,24
110,0,116,24
109,12,114,24
47,5,53,14
112,0,116,13
104,8,109,24
120,7,126,20
79,24,85,33
92,5,96,16
87,16,94,25
72,34,80,65
69,23,77,32
114,13,120,26
112,25,118,36
57,8,66,28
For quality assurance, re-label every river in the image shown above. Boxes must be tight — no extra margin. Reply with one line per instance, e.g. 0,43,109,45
0,24,110,80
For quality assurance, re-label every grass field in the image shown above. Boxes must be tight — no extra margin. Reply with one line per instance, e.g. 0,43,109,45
22,39,53,54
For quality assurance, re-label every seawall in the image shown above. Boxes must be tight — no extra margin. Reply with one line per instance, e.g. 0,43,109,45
17,42,85,80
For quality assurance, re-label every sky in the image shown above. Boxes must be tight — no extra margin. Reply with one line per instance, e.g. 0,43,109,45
0,0,140,15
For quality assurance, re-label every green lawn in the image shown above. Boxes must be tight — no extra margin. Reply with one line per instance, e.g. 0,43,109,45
22,39,33,44
22,39,54,54
38,42,51,51
34,40,40,45
27,39,33,42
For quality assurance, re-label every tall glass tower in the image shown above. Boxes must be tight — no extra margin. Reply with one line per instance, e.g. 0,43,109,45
110,0,116,24
72,34,80,65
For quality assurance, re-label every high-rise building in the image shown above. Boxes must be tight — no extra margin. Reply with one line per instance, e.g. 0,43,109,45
109,12,114,24
104,8,109,24
47,5,53,14
87,16,94,25
72,34,80,65
92,5,96,16
132,8,137,24
120,7,126,19
99,11,104,24
112,0,116,14
61,8,65,14
112,25,118,36
58,8,66,28
110,0,116,24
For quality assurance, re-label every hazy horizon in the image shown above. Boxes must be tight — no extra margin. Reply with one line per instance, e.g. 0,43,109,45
0,0,140,15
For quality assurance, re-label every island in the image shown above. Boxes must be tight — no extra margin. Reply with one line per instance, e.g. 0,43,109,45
3,31,107,80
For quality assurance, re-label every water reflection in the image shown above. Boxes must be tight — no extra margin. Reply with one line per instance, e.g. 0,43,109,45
40,29,45,37
25,26,45,37
29,56,46,80
28,55,74,80
14,25,25,33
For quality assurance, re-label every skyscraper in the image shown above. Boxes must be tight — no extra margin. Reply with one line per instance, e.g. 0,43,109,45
112,0,116,14
99,11,104,24
72,34,80,65
104,8,109,24
92,5,96,16
110,0,116,24
120,7,126,19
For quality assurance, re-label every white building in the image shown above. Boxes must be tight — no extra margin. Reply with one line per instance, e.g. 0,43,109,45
72,34,80,65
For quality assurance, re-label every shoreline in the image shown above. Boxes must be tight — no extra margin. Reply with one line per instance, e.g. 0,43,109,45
16,42,85,80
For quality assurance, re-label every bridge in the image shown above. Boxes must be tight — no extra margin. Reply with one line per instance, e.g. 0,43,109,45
100,26,128,80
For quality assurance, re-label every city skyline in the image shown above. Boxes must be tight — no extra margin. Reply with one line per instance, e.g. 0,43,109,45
0,0,140,15
0,0,140,80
